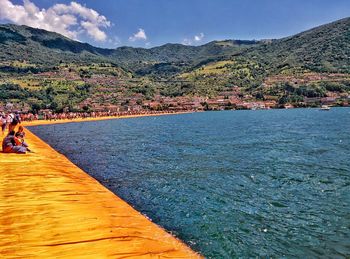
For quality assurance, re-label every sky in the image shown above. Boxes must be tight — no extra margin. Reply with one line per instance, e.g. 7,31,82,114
0,0,349,48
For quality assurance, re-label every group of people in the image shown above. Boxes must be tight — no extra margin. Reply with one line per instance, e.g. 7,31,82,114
1,112,31,154
20,110,181,122
1,112,21,135
1,109,183,154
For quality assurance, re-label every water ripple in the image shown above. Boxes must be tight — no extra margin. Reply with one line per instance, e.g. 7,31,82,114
30,108,350,258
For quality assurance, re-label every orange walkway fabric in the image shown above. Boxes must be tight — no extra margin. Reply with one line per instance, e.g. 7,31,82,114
0,128,201,258
23,112,191,127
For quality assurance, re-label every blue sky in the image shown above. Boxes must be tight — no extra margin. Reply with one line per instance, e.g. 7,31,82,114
1,0,349,48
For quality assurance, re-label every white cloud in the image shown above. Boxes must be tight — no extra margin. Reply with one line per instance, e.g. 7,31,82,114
0,0,111,42
81,21,107,41
194,32,204,41
182,32,205,45
129,28,147,42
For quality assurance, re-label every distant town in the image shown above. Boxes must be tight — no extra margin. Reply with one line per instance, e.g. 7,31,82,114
1,62,349,114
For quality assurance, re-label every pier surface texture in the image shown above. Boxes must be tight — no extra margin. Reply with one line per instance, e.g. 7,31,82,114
0,123,200,258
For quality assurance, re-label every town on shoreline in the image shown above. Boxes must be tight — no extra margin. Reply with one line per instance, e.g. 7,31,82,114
1,18,350,120
1,65,349,114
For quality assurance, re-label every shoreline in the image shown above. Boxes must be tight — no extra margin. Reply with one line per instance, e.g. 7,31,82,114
1,112,201,258
18,106,348,128
22,111,193,127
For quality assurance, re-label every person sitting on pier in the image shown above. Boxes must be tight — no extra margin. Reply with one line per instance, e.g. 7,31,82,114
14,126,31,152
2,130,28,154
16,125,26,138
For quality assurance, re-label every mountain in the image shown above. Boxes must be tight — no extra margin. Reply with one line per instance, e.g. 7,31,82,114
178,17,350,93
0,24,257,68
0,18,349,113
241,17,350,74
0,24,111,65
1,17,348,76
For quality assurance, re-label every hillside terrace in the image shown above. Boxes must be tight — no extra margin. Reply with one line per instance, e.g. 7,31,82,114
264,73,350,87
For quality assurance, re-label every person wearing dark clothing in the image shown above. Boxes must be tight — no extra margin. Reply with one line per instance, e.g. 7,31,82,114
8,113,20,133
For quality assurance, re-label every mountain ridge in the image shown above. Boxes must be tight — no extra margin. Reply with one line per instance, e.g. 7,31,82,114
0,23,259,66
1,17,348,75
0,17,349,113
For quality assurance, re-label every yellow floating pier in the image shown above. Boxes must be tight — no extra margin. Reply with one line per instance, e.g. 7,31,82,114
0,122,200,258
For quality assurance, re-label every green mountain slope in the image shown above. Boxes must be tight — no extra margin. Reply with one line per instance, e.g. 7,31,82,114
242,17,350,74
0,24,257,67
0,24,110,65
179,17,350,93
0,17,349,112
0,17,349,74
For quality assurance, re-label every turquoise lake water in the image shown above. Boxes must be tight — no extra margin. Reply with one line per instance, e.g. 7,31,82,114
29,108,350,258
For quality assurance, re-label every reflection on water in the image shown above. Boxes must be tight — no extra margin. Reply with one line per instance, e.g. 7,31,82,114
30,108,350,258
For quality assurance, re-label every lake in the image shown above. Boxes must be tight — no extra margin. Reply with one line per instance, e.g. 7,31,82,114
29,108,350,258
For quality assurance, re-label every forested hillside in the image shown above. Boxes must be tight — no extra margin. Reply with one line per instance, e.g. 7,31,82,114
0,17,349,112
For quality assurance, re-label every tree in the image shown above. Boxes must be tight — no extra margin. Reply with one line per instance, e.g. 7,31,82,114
278,95,288,105
49,101,58,111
